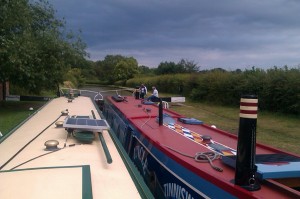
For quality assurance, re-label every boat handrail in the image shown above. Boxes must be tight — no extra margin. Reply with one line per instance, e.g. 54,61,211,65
59,87,133,101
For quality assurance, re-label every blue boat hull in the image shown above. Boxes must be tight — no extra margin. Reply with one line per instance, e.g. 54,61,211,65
103,101,237,199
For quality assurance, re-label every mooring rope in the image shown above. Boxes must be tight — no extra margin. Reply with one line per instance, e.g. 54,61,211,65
163,145,223,172
140,108,152,128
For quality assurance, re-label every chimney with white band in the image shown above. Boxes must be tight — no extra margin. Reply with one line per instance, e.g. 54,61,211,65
234,95,261,191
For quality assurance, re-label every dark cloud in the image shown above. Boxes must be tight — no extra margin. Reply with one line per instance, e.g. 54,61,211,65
50,0,300,69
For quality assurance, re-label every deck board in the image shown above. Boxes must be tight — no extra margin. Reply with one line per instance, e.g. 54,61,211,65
0,96,141,199
1,166,84,199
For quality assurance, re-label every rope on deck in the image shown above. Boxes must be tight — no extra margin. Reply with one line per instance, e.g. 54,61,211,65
162,145,223,172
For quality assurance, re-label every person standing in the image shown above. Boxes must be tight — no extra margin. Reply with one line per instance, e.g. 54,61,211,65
139,84,147,99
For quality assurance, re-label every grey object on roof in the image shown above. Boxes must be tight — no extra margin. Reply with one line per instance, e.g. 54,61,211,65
63,117,110,131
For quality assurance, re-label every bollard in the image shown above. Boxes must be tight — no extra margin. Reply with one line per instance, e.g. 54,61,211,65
234,95,261,191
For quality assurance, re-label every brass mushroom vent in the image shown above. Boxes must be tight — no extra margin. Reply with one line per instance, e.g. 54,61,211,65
55,121,64,128
44,140,59,151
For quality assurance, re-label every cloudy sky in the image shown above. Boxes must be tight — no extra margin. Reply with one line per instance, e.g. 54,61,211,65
50,0,300,70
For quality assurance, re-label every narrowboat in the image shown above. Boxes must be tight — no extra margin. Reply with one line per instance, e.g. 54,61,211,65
0,95,153,199
102,93,300,199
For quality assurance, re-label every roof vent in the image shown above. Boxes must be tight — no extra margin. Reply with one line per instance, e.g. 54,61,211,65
44,140,59,151
55,121,64,127
61,109,69,116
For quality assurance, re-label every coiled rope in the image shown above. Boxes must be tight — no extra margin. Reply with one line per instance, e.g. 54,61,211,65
163,145,223,172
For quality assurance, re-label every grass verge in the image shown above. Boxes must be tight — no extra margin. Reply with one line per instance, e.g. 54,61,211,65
170,100,300,155
0,101,46,136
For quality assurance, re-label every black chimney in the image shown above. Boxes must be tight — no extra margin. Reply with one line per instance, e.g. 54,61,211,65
234,95,261,191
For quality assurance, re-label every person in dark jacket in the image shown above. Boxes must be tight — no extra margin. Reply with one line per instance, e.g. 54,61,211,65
139,84,147,99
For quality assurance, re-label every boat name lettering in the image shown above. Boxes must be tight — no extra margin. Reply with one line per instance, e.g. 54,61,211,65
133,145,148,176
164,183,194,199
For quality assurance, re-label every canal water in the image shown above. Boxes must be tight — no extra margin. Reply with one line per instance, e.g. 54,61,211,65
78,85,133,100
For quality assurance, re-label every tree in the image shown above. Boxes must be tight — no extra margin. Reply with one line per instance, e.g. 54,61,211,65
96,55,139,83
177,59,200,73
0,0,88,96
138,65,153,75
155,59,199,75
156,61,183,75
0,0,30,96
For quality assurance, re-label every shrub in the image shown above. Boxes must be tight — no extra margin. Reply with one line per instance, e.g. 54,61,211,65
126,66,300,114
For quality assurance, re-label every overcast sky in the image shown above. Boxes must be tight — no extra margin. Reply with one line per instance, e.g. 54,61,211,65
50,0,300,70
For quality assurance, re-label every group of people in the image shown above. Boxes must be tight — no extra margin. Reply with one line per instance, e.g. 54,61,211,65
138,84,159,101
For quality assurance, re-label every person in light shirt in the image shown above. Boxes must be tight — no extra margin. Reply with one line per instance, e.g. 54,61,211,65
147,86,159,101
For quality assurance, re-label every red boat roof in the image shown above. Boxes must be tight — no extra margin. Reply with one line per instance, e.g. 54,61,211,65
108,96,300,198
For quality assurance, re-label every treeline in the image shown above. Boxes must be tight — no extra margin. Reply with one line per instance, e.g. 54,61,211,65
126,66,300,115
1,1,299,116
1,0,89,97
92,56,199,84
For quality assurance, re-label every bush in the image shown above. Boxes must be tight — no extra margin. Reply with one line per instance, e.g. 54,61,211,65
126,66,300,114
